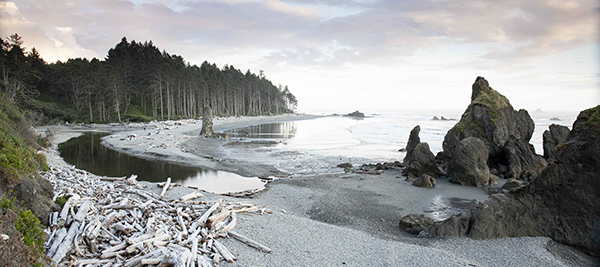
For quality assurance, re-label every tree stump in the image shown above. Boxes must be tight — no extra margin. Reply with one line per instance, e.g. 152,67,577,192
200,106,214,137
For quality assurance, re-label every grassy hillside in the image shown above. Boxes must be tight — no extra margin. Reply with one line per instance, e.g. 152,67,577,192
0,91,50,266
0,92,48,183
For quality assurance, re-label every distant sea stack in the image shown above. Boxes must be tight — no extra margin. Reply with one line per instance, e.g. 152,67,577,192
345,111,365,118
427,105,600,256
439,76,546,181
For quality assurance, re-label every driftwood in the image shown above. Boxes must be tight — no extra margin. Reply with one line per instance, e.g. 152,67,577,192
181,192,204,202
43,165,271,267
160,177,172,198
228,230,272,253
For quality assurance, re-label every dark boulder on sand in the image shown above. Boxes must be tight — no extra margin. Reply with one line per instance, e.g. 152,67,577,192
403,143,443,178
427,105,600,256
440,77,546,179
448,137,493,186
412,174,436,188
399,214,434,234
542,124,570,161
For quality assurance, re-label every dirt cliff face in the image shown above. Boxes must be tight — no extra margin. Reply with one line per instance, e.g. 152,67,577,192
0,209,37,266
441,76,546,179
429,105,600,256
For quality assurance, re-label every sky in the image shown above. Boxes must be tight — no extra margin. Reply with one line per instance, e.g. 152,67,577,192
1,0,598,114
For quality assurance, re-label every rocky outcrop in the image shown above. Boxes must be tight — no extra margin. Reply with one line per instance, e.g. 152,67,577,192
403,143,443,178
200,106,214,137
441,77,546,179
448,137,492,186
12,176,58,225
412,174,436,188
404,125,421,164
542,124,570,161
399,214,434,234
427,105,600,256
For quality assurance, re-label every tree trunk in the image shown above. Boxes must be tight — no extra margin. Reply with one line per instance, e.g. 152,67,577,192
200,106,214,137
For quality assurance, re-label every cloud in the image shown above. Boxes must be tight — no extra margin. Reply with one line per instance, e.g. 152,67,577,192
0,1,98,62
5,0,597,68
263,0,321,18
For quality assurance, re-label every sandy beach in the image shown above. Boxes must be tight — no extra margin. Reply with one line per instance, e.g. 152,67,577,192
38,115,598,267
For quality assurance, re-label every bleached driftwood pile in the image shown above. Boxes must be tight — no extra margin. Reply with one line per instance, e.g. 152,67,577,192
43,165,272,267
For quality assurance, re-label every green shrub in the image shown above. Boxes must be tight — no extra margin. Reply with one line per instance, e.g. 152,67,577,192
15,209,44,254
1,192,46,257
0,191,16,209
55,196,67,208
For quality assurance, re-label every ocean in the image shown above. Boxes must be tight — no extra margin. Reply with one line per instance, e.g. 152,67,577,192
222,109,579,175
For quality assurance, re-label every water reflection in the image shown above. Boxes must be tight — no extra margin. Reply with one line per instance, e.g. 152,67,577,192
224,121,297,139
425,195,482,221
58,132,265,194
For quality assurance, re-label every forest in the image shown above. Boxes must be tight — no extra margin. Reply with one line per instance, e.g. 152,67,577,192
0,34,298,124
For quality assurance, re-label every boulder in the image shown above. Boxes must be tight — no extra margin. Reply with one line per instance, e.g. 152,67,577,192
440,77,546,178
542,124,570,161
200,106,214,137
337,163,353,172
448,137,492,186
427,211,472,238
427,105,600,256
403,125,421,164
412,174,436,188
399,214,434,235
432,116,440,121
402,142,443,178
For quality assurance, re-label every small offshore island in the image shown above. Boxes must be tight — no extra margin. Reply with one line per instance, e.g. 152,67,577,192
0,35,598,267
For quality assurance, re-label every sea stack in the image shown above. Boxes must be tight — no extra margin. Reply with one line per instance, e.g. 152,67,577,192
440,76,546,180
428,105,600,257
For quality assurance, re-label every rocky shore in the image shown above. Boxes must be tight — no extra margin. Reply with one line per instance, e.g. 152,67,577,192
35,103,599,266
395,77,600,259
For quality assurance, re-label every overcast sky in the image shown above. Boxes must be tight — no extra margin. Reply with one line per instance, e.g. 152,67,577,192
1,0,598,114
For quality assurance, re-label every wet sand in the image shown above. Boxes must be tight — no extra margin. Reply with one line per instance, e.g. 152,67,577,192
38,115,599,266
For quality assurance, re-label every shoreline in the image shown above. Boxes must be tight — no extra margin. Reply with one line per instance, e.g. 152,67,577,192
37,115,598,266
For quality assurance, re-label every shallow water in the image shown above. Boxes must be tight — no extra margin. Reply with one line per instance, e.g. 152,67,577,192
222,110,578,175
58,132,266,194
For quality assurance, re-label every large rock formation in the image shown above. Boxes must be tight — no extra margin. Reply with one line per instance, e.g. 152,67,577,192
428,105,600,256
448,137,492,186
441,77,546,179
402,142,443,178
404,125,420,163
200,106,214,137
542,124,570,161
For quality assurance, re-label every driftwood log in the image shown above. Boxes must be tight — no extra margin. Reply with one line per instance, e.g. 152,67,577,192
43,165,273,267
